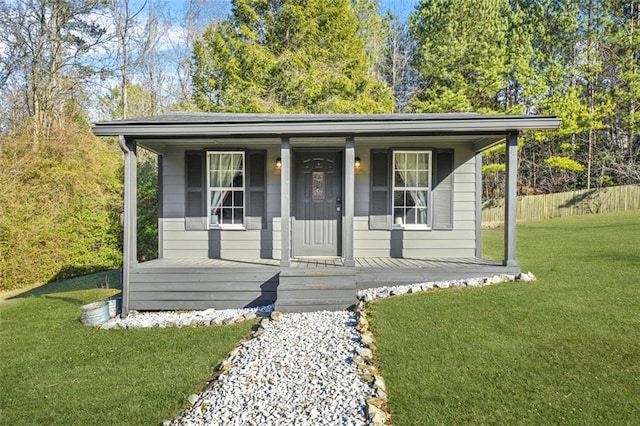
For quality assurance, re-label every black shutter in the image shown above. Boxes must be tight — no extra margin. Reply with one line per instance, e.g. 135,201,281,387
246,151,266,230
432,149,454,230
369,149,392,230
185,151,206,230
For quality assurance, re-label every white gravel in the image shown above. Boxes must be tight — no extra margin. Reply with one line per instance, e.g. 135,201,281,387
171,311,374,425
356,272,536,302
99,304,274,329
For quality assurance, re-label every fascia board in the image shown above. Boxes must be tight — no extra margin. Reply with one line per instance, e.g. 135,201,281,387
92,117,562,138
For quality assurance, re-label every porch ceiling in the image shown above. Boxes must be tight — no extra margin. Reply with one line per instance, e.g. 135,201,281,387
128,134,507,154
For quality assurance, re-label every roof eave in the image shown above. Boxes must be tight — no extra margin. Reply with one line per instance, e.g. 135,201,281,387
91,116,561,138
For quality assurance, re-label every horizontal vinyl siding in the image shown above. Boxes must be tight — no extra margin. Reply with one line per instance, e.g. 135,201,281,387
161,145,282,259
352,141,477,258
159,139,478,260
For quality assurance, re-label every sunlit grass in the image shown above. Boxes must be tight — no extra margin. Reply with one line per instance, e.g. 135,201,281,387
369,211,640,424
0,272,254,425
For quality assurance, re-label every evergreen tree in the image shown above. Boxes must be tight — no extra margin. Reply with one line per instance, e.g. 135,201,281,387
408,0,513,113
191,0,394,113
603,0,640,182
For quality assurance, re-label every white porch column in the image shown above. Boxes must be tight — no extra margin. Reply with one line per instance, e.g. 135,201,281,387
504,132,518,267
343,137,355,267
280,137,291,267
119,135,137,318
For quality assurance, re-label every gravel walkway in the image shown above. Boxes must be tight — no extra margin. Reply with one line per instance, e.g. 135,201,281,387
171,311,375,425
99,305,274,329
97,273,535,425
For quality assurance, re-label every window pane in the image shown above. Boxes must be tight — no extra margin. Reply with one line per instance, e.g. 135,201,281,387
405,191,416,207
417,153,429,170
222,190,233,206
232,169,243,187
410,190,428,208
405,170,417,187
209,154,220,172
405,208,416,224
211,190,223,211
416,208,427,225
417,169,429,187
394,208,404,225
233,153,243,171
221,208,233,224
233,191,243,207
406,153,417,170
394,152,407,171
234,208,244,223
394,190,405,207
395,171,407,187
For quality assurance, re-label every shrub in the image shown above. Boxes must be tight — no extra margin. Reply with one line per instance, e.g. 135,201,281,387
0,121,123,289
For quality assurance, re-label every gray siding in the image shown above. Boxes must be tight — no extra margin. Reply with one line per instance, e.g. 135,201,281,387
352,140,476,258
159,138,477,260
161,144,282,259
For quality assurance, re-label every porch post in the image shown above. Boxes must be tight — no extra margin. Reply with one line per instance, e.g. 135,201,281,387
344,137,355,267
504,132,518,267
119,135,137,318
475,151,483,258
280,137,291,267
157,154,163,259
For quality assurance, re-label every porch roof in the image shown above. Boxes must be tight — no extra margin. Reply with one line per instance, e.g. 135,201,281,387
92,113,561,148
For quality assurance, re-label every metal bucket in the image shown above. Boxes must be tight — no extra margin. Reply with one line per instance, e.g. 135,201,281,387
107,297,122,318
81,301,110,326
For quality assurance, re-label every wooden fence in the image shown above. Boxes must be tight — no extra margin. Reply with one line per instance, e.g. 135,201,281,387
482,185,640,225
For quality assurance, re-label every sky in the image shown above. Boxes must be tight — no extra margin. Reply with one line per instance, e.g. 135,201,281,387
156,0,418,22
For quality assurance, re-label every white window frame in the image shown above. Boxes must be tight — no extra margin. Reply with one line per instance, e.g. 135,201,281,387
392,150,432,230
206,151,246,230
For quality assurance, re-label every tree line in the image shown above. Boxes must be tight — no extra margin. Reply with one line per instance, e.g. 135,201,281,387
0,0,638,288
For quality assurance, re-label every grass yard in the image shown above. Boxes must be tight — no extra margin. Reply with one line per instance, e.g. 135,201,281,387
0,272,254,425
369,210,640,424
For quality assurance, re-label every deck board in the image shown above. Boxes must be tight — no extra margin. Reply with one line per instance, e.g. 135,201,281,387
136,256,506,270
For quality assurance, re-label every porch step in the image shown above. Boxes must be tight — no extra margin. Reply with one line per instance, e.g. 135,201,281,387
276,268,356,312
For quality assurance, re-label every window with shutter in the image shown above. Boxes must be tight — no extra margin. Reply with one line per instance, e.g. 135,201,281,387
207,151,245,229
392,151,432,228
369,148,455,231
186,150,266,231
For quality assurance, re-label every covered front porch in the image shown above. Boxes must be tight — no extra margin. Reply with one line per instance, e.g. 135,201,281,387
92,113,561,316
128,256,519,312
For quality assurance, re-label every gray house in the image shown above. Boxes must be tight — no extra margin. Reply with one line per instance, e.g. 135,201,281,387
92,113,560,315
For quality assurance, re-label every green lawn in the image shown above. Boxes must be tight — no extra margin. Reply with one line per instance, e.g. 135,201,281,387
369,211,640,425
2,212,639,425
0,272,254,425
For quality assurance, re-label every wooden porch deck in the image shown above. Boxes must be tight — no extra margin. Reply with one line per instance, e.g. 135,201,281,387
128,257,519,312
136,256,509,270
